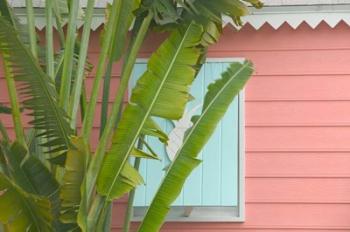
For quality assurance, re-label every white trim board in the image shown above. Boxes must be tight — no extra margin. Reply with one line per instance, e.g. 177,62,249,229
233,4,350,29
12,4,350,31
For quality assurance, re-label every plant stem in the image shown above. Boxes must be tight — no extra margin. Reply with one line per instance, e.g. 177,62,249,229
99,13,152,147
80,80,88,123
79,1,126,228
81,0,122,140
3,60,25,145
54,16,65,48
51,0,66,47
2,223,10,232
45,0,54,79
58,0,79,110
95,198,112,231
123,136,144,232
99,59,113,136
85,13,152,218
25,0,37,58
122,160,139,232
102,204,112,232
87,194,106,230
69,0,96,128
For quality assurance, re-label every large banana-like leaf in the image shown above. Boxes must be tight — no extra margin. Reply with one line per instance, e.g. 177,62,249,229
103,0,140,61
0,141,9,176
0,17,73,162
137,61,254,232
0,0,14,23
97,22,205,201
110,162,144,199
180,0,263,26
0,0,34,48
1,141,62,229
60,137,89,224
139,0,179,25
0,174,53,231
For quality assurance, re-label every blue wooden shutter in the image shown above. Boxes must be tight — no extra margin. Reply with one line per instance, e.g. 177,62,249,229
130,61,239,207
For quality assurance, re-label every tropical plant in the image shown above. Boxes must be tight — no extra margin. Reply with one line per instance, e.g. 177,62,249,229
0,0,261,231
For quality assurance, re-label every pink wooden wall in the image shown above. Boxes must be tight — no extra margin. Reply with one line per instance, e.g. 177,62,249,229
114,22,350,231
2,21,350,231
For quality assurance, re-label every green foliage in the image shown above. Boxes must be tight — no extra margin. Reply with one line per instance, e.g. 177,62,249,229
60,137,89,224
0,17,73,162
0,169,53,231
0,104,11,114
104,0,140,61
1,141,62,229
138,61,253,231
97,22,204,201
0,0,260,231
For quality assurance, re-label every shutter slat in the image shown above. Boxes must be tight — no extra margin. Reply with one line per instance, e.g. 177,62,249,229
221,63,240,206
183,66,204,206
132,61,240,208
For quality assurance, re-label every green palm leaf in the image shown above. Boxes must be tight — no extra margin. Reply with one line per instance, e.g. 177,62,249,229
0,174,53,231
0,17,73,162
97,21,205,201
0,140,9,176
137,61,253,232
110,162,144,199
139,0,179,25
0,104,11,114
1,141,62,228
0,0,36,49
60,137,89,224
104,0,140,61
179,0,263,26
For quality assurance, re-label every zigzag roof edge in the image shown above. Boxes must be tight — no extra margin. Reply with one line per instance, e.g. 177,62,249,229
13,4,350,31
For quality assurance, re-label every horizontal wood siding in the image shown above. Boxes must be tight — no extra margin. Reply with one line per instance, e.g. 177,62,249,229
125,22,350,231
1,21,350,231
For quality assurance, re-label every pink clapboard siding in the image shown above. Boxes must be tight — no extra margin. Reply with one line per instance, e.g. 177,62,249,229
1,21,350,231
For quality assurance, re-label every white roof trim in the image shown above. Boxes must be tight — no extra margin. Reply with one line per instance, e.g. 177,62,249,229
229,4,350,29
13,4,350,31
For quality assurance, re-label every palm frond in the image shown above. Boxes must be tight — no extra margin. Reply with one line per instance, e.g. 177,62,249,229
0,17,73,163
0,174,53,231
2,141,62,228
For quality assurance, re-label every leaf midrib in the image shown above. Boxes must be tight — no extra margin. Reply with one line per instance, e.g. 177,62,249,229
7,20,71,149
171,62,250,168
104,23,199,199
139,62,251,228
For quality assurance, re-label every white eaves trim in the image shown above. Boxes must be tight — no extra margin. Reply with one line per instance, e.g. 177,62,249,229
230,4,350,29
12,4,350,31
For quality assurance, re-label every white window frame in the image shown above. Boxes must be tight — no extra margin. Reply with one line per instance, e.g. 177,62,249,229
131,58,246,222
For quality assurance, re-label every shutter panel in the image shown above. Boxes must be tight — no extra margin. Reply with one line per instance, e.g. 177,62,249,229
131,61,239,207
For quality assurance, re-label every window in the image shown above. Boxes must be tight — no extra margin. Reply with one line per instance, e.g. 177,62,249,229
129,59,245,222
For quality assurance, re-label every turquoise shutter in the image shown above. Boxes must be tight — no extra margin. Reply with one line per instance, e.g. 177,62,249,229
130,61,239,207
